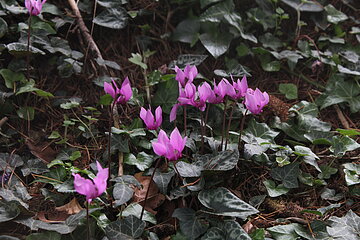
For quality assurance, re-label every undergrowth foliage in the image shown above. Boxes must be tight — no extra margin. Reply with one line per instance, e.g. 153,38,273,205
0,0,359,239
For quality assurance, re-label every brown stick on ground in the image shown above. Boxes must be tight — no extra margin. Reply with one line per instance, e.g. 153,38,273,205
67,0,104,63
334,105,350,129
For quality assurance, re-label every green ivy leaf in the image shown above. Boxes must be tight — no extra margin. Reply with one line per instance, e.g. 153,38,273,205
263,179,289,197
268,223,311,240
342,163,360,186
199,0,234,23
294,146,321,172
172,208,209,239
201,220,251,240
318,165,338,180
128,53,147,70
110,134,129,153
0,200,21,223
280,0,324,12
152,168,175,194
330,136,360,157
0,69,26,89
321,79,360,113
105,215,145,239
172,18,200,45
327,210,360,240
124,152,154,171
153,79,178,114
26,231,61,240
270,163,300,189
199,31,233,58
242,118,279,144
122,203,156,225
93,6,128,29
279,83,298,100
198,187,259,219
324,4,348,24
0,17,8,39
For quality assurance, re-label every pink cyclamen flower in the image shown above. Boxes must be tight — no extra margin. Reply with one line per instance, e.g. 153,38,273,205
210,78,236,104
244,88,269,114
175,65,198,87
73,161,109,203
232,76,248,99
104,77,132,104
140,106,162,130
170,82,214,122
152,128,187,161
25,0,46,16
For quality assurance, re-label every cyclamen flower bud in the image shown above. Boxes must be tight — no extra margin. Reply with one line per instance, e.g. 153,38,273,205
25,0,46,16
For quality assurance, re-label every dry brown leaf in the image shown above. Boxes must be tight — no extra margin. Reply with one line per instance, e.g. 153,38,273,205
37,211,68,223
25,139,57,163
242,221,255,233
133,172,165,213
55,198,83,215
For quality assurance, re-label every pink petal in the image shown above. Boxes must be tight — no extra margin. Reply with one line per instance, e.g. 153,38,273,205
93,161,108,196
73,173,98,202
104,81,116,99
170,104,179,122
152,141,167,157
119,77,132,103
170,128,185,152
154,106,162,129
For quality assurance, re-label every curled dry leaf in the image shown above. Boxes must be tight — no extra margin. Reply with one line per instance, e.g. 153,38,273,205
133,172,165,214
55,198,83,215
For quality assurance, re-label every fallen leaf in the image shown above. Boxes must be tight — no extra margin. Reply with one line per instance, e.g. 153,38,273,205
55,198,83,215
25,139,57,163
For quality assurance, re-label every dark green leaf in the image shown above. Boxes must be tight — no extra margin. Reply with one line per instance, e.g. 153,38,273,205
21,158,49,177
105,215,145,239
122,203,156,224
176,161,202,178
198,187,259,219
6,42,45,56
172,208,209,239
279,83,298,100
152,79,178,114
321,79,360,113
199,0,234,23
152,168,175,193
16,217,77,234
0,153,24,169
26,231,61,240
0,200,20,223
113,182,134,207
172,18,200,45
0,17,8,39
110,134,129,153
0,69,26,89
270,163,300,189
280,0,324,12
93,6,128,29
169,54,208,69
294,146,320,172
199,31,233,58
242,118,279,144
268,223,309,240
318,165,338,180
320,188,344,201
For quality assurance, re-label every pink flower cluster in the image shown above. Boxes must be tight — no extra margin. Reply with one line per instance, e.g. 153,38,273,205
170,65,269,120
25,0,46,16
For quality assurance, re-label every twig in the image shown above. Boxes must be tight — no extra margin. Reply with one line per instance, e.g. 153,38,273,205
334,105,350,129
0,117,8,129
67,0,106,69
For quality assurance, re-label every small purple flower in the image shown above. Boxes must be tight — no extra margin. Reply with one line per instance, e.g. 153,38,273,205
140,106,162,130
104,77,132,104
73,161,109,203
232,76,248,99
244,88,269,114
25,0,46,16
152,128,187,161
175,65,198,87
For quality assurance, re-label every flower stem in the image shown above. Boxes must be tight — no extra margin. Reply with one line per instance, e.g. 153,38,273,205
107,102,116,182
220,98,228,151
238,110,248,150
140,158,161,220
86,201,90,240
26,16,32,80
225,103,235,150
201,111,205,154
